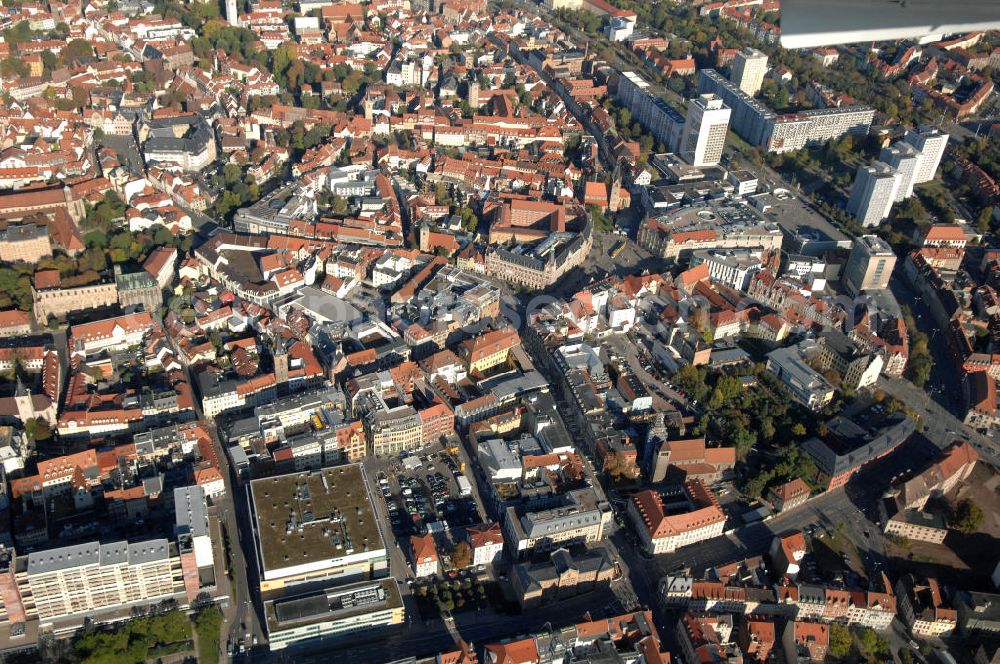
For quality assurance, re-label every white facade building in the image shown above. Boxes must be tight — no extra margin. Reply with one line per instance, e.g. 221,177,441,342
903,126,949,184
730,47,769,96
679,94,731,167
847,161,901,227
692,249,763,291
880,142,922,202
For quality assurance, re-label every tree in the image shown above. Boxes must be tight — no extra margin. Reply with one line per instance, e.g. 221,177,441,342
286,59,305,89
152,225,174,247
63,39,94,62
23,418,52,442
451,541,472,569
459,206,478,233
342,71,365,96
952,499,983,534
194,605,223,664
84,230,109,249
0,56,28,77
435,182,452,207
616,107,632,130
977,206,994,233
72,609,192,664
903,307,933,387
828,624,852,659
858,628,889,656
40,49,59,73
84,191,126,231
3,21,35,45
332,196,350,216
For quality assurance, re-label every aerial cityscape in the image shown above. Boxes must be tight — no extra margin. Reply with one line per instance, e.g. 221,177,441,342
0,0,997,662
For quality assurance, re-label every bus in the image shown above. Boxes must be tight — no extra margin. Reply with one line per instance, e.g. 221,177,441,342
609,239,627,258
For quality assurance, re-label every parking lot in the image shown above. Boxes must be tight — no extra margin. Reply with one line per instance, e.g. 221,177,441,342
372,445,482,539
604,331,692,413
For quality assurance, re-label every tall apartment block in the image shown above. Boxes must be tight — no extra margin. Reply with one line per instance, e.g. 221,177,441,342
698,69,873,154
2,539,185,623
730,47,769,96
843,235,897,295
880,143,922,202
679,94,731,167
847,161,901,227
617,70,685,151
903,126,949,184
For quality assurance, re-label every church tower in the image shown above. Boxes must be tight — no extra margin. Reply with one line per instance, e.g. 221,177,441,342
273,345,288,386
225,0,239,26
14,377,35,425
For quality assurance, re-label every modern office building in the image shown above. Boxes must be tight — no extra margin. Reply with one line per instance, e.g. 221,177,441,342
765,345,836,410
902,127,949,184
264,579,404,651
679,94,731,167
843,235,897,295
730,47,768,96
698,69,776,147
847,161,901,227
880,143,922,202
248,465,388,594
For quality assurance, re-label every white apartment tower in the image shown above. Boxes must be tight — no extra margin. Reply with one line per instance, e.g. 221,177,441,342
903,126,949,184
226,0,239,26
880,142,922,202
730,47,769,96
680,94,731,167
847,161,901,227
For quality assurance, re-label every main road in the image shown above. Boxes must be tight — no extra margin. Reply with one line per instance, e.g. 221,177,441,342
886,273,1000,468
172,343,266,657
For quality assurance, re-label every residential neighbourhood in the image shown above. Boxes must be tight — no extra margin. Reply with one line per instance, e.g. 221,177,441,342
0,0,997,662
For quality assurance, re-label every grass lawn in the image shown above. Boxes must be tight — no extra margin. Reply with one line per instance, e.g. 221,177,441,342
194,606,224,664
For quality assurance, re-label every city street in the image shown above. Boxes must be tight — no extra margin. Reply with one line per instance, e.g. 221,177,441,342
877,376,1000,468
174,343,265,657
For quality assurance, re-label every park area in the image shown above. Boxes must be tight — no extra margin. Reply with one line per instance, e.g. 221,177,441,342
412,575,508,619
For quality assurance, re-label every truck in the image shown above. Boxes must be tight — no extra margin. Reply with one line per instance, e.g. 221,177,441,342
456,475,472,496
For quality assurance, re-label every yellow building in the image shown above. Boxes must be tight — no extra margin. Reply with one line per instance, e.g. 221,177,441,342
460,327,520,374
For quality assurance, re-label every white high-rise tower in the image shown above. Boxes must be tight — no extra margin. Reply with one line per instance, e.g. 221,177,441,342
902,126,949,185
679,94,731,168
879,143,922,202
847,161,901,227
730,47,769,96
